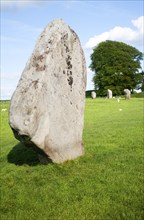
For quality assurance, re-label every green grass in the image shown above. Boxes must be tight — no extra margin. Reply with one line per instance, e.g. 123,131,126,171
0,98,144,220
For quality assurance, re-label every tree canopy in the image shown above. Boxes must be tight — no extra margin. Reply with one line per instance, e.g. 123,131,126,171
90,40,143,96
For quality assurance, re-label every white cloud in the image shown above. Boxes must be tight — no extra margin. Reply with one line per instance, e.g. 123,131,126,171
132,16,143,32
0,0,43,8
85,16,144,49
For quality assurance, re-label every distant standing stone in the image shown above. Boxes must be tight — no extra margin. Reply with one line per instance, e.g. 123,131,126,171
9,19,87,163
124,89,131,99
107,89,113,99
91,91,96,99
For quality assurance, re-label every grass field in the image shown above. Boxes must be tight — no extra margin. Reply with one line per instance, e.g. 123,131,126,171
0,97,144,220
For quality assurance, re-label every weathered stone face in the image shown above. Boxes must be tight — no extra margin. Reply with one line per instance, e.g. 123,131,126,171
124,89,131,99
91,91,96,99
107,89,112,99
9,19,87,163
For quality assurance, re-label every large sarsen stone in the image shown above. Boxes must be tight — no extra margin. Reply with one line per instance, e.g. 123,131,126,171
9,19,87,163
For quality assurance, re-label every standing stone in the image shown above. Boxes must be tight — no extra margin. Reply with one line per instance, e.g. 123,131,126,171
107,89,112,99
91,91,96,99
124,89,131,99
9,19,87,163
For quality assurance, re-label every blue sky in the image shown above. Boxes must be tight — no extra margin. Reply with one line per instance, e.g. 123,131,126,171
1,0,144,99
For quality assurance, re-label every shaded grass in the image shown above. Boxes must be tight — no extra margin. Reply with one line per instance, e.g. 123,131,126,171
0,98,144,220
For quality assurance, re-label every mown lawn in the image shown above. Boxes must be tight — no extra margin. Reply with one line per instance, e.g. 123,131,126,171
0,98,143,220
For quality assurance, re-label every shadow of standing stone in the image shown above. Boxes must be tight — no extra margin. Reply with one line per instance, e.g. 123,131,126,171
7,143,52,166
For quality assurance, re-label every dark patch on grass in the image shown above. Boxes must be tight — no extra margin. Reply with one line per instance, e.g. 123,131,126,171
7,143,52,166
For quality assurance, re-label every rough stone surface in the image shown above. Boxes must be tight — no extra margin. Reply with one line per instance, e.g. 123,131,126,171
124,89,131,99
91,91,96,99
107,89,112,99
9,19,87,163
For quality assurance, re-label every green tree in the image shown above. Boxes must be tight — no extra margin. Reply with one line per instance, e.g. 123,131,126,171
90,40,143,96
